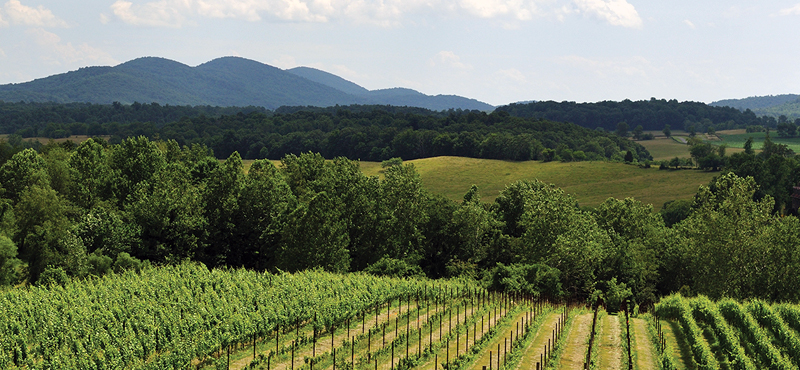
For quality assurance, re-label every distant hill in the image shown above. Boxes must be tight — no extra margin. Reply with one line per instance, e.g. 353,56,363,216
287,67,494,111
710,94,800,110
0,57,493,111
710,94,800,119
495,99,765,132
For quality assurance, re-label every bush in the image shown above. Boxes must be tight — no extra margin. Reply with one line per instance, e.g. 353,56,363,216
364,257,424,278
38,266,69,286
113,252,147,273
381,157,403,168
484,263,562,298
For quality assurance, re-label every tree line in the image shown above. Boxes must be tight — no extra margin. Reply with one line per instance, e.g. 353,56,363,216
496,98,769,133
0,102,651,163
0,137,798,307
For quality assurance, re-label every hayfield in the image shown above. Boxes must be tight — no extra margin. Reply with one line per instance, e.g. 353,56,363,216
242,157,717,208
361,157,716,208
717,130,800,152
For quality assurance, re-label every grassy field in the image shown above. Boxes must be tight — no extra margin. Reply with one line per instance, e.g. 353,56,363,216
247,157,717,208
360,157,716,208
716,129,800,152
636,131,747,161
636,136,692,161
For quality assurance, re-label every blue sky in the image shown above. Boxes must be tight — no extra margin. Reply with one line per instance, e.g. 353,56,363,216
0,0,799,106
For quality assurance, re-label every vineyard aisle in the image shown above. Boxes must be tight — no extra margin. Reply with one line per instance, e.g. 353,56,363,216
595,314,622,370
227,302,420,370
556,313,592,369
415,302,506,370
631,318,657,370
661,320,693,370
466,310,529,370
511,311,561,370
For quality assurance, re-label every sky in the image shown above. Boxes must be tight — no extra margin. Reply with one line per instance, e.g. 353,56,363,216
0,0,799,107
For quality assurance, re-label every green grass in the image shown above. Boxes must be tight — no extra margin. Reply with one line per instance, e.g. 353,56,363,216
360,157,716,208
717,131,800,152
636,137,692,161
243,157,717,208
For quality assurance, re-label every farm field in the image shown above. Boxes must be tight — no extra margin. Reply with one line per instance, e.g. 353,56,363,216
716,129,800,152
3,266,799,370
243,157,717,208
360,157,717,208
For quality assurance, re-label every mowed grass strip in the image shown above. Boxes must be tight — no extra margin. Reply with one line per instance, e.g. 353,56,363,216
630,318,658,370
512,311,561,370
661,319,695,370
557,313,594,369
596,313,623,370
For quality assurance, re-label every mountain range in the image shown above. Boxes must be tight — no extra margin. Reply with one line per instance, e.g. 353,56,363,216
0,56,494,111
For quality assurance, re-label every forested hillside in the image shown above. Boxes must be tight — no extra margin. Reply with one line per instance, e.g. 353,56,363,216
0,57,493,111
497,98,766,133
0,102,650,162
712,94,800,119
711,94,799,109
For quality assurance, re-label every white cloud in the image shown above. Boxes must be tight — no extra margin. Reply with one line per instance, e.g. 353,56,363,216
683,19,694,29
272,54,297,69
560,55,653,78
26,28,119,66
0,11,7,27
572,0,642,28
110,0,190,27
107,0,551,27
0,47,6,57
779,4,800,16
429,51,472,70
106,0,647,28
494,68,527,83
3,0,68,27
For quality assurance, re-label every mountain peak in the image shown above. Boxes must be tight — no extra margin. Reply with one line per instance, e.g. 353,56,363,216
0,56,494,111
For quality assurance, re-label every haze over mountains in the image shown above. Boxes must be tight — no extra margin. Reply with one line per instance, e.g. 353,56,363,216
0,57,494,111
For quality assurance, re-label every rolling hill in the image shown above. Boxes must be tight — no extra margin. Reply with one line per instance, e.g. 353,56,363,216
286,66,494,111
710,94,800,119
0,56,494,111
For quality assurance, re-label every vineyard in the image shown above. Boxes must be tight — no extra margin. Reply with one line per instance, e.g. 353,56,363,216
2,266,800,370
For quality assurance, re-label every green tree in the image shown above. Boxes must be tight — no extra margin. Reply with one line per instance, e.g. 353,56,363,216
202,152,245,266
109,136,165,206
277,191,350,273
677,173,780,299
593,198,663,305
662,124,672,138
238,159,295,270
0,235,21,285
14,185,86,283
616,122,629,137
381,164,428,263
743,137,754,155
126,163,206,263
632,125,644,140
68,138,112,209
0,148,50,204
